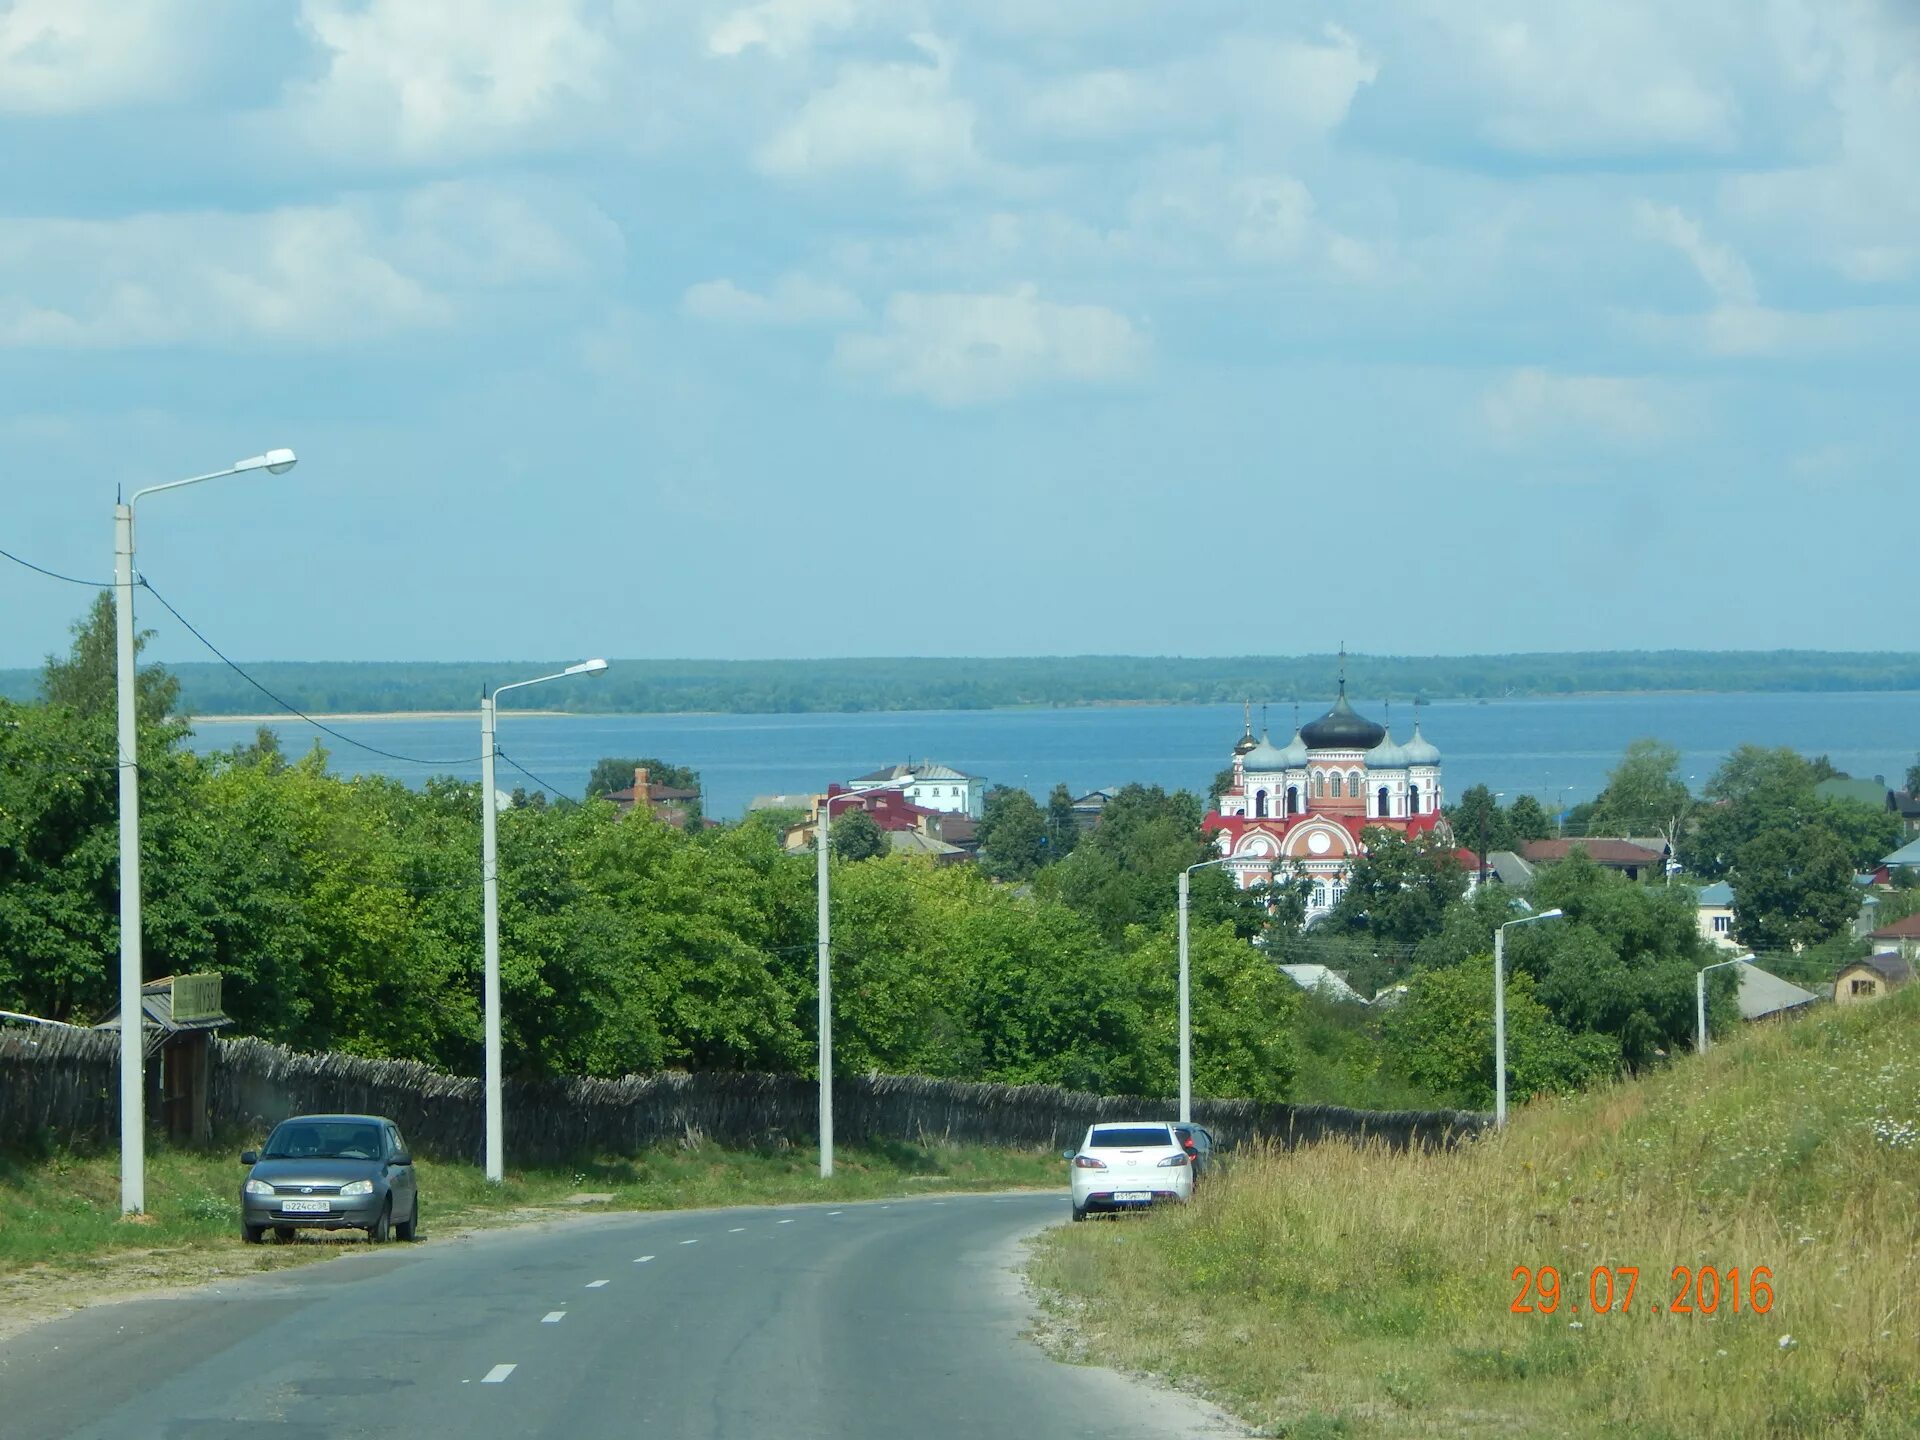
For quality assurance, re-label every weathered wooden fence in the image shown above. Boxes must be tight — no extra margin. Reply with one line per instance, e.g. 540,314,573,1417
3,1029,1489,1162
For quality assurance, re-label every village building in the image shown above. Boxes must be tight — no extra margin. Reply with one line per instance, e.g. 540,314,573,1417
1867,912,1920,966
1834,953,1914,1006
605,765,701,828
1695,880,1741,951
1206,679,1454,924
845,761,986,819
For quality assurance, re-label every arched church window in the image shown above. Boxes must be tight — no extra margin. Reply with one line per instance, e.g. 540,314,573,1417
1349,770,1362,795
1287,786,1299,815
1329,773,1343,798
1313,772,1325,799
1377,786,1389,817
1409,783,1421,814
1254,789,1268,819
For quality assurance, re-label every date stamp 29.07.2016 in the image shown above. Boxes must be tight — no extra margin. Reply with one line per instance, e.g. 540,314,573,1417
1510,1264,1774,1316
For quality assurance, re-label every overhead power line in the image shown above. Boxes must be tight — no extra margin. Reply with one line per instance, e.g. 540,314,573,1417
0,544,111,588
137,575,484,769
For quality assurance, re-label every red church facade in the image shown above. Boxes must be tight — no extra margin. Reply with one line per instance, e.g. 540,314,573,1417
1206,685,1452,923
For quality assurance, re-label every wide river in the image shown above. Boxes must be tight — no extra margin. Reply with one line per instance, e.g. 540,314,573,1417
183,692,1919,820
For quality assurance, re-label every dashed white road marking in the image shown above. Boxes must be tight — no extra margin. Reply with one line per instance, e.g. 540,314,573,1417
728,1227,746,1233
481,1364,517,1384
827,1210,842,1216
542,1312,566,1324
635,1255,655,1263
680,1238,700,1245
586,1280,610,1289
776,1219,795,1225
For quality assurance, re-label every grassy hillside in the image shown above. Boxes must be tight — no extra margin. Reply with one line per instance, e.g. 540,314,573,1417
1030,987,1920,1439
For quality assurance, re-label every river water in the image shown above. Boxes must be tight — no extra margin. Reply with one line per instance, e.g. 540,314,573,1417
182,691,1920,820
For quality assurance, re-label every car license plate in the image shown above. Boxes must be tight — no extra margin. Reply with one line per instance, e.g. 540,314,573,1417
1114,1190,1151,1202
281,1199,331,1214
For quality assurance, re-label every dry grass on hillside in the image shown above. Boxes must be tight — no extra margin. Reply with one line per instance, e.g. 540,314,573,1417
1030,988,1920,1439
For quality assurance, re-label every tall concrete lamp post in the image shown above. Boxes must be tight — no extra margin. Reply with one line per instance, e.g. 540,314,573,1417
1493,907,1565,1128
480,658,607,1183
1177,856,1246,1125
814,789,866,1178
1695,955,1749,1055
115,448,298,1214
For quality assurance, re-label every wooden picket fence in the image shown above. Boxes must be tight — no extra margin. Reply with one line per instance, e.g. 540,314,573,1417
2,1027,1489,1162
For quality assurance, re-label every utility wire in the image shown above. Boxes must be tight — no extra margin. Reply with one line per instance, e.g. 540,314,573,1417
0,544,111,588
495,748,582,803
137,575,485,769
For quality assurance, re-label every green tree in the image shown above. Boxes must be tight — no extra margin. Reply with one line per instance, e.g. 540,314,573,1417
1731,825,1858,952
40,591,180,728
1586,738,1690,836
978,785,1048,880
1448,784,1508,867
1505,794,1552,844
1385,957,1619,1109
1043,784,1210,940
1045,783,1080,860
1325,828,1468,945
830,808,889,862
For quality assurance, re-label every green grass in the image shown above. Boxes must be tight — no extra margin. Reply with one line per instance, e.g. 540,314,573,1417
1031,987,1920,1439
0,1135,1060,1280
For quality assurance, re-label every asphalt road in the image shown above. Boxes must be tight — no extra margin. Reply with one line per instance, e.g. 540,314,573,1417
0,1191,1239,1439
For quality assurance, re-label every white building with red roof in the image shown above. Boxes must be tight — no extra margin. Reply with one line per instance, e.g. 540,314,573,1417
1206,680,1451,923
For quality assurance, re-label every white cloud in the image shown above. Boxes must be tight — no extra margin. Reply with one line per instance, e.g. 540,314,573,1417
708,0,859,58
836,283,1145,405
756,34,982,187
281,0,614,163
0,184,612,349
1414,1,1739,158
0,0,205,113
682,274,864,325
1633,201,1803,357
1482,369,1670,449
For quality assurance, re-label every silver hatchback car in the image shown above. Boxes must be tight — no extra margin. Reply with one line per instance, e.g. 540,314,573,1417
240,1113,421,1244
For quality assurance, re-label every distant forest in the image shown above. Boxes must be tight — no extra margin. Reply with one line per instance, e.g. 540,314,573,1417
4,650,1918,717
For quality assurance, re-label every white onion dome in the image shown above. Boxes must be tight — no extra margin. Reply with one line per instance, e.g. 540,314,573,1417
1241,731,1292,771
1366,732,1409,769
1404,721,1441,766
1276,728,1309,767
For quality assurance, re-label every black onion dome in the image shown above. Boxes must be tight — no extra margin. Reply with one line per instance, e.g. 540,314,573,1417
1299,688,1387,750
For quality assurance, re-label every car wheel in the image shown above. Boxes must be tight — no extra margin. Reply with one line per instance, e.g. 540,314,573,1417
395,1196,420,1242
367,1200,391,1244
1071,1202,1087,1223
273,1226,297,1243
241,1224,265,1245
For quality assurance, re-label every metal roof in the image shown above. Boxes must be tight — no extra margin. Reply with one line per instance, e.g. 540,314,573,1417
1695,881,1735,906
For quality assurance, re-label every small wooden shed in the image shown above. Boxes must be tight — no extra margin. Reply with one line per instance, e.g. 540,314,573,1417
93,974,232,1144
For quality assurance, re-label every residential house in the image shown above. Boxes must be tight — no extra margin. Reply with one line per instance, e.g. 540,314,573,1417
846,761,986,819
1484,850,1537,887
785,787,959,857
1070,787,1120,831
1695,881,1741,951
1867,912,1920,965
1519,838,1667,881
605,766,701,828
1893,789,1920,836
1870,836,1920,883
1834,954,1914,1006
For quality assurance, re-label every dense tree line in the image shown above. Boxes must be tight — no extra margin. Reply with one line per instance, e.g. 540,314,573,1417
10,650,1920,717
0,602,1298,1101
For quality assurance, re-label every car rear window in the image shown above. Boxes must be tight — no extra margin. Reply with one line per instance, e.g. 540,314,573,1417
1088,1126,1174,1149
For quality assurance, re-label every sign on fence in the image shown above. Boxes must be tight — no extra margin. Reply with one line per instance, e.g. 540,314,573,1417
170,974,223,1024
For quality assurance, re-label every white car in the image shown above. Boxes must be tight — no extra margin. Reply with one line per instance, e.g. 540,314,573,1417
1066,1121,1194,1220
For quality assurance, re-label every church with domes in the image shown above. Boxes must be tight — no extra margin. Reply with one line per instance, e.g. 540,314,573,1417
1207,679,1451,924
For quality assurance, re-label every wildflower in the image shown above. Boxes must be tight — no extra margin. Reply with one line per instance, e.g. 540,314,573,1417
1568,1322,1584,1331
1778,1335,1796,1351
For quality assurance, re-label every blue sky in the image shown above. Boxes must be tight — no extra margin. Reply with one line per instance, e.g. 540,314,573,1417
3,0,1916,668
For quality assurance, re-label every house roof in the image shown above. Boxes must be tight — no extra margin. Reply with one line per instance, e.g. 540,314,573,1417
748,793,815,811
1486,850,1536,885
1869,913,1920,941
1521,838,1666,867
1880,836,1920,868
608,782,699,804
1815,776,1890,809
1735,963,1819,1020
1276,964,1365,1003
92,977,230,1034
1894,789,1920,819
1696,881,1735,906
851,761,980,784
1846,954,1916,983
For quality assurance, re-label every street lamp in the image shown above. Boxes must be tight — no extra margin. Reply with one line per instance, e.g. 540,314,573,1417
1178,856,1249,1124
814,788,869,1178
479,657,607,1183
115,448,297,1213
1695,955,1749,1055
1493,907,1565,1128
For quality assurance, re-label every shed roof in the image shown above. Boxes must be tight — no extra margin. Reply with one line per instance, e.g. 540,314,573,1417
1521,838,1666,867
1696,881,1735,906
1880,836,1920,868
1734,963,1819,1020
1845,954,1915,983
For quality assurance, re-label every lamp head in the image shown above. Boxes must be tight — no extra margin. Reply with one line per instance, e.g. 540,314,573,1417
235,447,298,475
565,658,609,677
1535,908,1564,921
